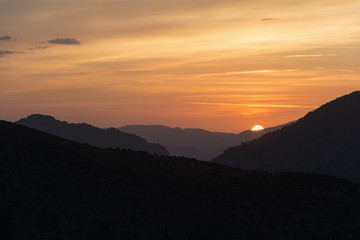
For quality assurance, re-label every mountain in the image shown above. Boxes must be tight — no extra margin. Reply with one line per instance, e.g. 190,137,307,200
16,114,168,155
119,124,288,160
1,120,360,239
214,91,360,183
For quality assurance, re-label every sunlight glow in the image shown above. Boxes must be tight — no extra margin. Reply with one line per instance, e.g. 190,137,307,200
251,125,264,131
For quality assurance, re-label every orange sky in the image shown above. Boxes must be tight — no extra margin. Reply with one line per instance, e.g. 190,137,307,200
1,0,360,132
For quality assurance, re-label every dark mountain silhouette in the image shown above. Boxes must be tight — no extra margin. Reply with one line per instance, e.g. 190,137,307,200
119,124,288,160
214,91,360,183
16,114,168,155
1,120,360,239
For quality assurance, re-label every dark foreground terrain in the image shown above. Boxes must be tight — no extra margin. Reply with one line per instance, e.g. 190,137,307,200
1,121,360,239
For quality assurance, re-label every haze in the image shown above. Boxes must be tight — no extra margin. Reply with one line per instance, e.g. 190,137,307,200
1,0,359,132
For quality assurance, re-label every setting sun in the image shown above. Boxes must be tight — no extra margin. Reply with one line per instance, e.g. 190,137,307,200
251,125,264,131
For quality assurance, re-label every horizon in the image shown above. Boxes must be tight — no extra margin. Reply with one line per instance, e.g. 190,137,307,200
16,112,291,134
1,0,360,132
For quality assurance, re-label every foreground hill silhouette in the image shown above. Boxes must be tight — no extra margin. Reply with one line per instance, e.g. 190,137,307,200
119,124,287,160
16,114,168,155
1,121,360,239
214,91,360,183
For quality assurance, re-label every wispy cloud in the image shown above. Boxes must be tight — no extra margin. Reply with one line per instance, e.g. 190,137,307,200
198,69,298,77
194,102,318,108
28,45,51,50
261,18,275,21
48,38,81,45
286,54,338,58
0,50,22,57
228,70,276,74
0,36,13,41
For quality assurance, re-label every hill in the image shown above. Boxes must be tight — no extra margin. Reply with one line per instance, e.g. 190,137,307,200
1,120,360,239
119,124,287,160
214,91,360,183
16,114,168,155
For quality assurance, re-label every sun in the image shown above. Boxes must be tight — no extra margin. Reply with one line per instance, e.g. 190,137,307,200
251,125,264,131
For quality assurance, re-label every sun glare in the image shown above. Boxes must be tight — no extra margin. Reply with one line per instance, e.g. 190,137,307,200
251,125,264,131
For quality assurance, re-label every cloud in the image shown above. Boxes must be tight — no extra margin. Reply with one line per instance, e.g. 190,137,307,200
0,50,22,57
261,18,275,21
285,54,338,58
193,102,318,108
197,69,299,77
0,36,13,41
48,38,81,45
28,45,51,50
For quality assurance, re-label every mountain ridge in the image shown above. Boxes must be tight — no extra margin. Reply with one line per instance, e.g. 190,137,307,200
214,91,360,183
119,123,290,160
16,114,169,155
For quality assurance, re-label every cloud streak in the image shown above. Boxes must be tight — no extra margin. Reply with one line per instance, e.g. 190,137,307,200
0,36,14,41
197,69,299,77
261,18,275,21
194,102,318,108
286,54,338,58
48,38,81,45
0,50,22,57
28,45,51,50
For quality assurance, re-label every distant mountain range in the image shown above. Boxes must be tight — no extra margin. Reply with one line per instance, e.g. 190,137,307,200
16,114,169,155
1,120,360,239
119,124,289,160
214,91,360,183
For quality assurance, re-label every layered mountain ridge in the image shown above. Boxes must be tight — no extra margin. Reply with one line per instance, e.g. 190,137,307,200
16,114,169,155
119,123,288,160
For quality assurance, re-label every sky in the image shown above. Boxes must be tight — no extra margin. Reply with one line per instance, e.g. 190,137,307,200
1,0,360,132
